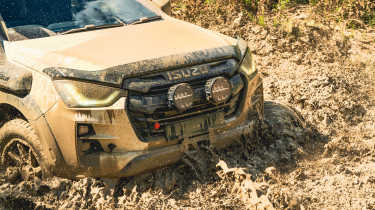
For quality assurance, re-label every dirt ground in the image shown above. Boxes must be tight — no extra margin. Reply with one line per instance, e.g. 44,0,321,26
0,1,374,209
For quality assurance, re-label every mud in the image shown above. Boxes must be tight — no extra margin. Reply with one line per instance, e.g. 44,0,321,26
0,59,32,96
43,45,239,87
0,1,374,209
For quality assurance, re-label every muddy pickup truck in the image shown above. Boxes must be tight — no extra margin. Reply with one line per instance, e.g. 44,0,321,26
0,0,263,179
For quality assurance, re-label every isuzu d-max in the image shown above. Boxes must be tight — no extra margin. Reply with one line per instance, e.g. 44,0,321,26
0,0,263,179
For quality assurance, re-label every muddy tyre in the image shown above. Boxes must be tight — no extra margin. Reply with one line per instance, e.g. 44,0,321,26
264,101,305,128
0,119,48,183
262,101,307,145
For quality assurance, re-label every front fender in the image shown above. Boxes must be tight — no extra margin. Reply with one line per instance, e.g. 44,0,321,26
0,78,65,175
0,60,32,96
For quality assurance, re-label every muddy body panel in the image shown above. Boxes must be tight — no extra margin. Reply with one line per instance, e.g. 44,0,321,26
0,68,65,174
0,0,264,178
43,72,263,178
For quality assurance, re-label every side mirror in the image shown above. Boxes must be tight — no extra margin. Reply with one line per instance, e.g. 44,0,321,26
152,0,171,15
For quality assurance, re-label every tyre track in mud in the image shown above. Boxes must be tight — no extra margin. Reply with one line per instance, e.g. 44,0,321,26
1,1,375,209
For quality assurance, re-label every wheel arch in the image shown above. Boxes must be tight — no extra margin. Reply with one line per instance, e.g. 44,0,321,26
0,94,66,175
0,103,27,128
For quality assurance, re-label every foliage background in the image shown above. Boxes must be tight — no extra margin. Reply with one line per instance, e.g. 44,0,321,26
226,0,375,27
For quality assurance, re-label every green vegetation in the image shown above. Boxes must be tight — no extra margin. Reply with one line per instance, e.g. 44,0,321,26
258,15,265,26
242,0,259,12
277,0,291,10
173,1,186,11
205,0,216,4
241,0,375,27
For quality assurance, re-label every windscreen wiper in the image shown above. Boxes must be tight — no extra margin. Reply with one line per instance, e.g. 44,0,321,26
128,15,162,25
60,22,124,35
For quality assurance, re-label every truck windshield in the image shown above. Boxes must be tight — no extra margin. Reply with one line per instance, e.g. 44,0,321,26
0,0,158,33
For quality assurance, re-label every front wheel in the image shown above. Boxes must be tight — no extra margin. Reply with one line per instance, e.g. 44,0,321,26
0,119,48,182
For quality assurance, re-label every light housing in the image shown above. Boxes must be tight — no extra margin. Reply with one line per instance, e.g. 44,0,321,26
205,77,232,104
239,48,256,76
54,80,124,108
168,83,194,111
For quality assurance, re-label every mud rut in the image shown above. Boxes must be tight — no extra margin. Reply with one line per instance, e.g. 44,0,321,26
1,2,375,209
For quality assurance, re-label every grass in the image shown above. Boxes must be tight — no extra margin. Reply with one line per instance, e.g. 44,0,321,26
277,0,291,10
173,1,186,11
205,0,216,4
258,15,266,26
241,0,375,28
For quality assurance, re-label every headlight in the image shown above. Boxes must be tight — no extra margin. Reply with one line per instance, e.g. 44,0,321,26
239,48,256,76
54,80,124,108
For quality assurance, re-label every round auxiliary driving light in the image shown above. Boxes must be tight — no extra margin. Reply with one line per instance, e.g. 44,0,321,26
168,83,194,111
205,77,232,104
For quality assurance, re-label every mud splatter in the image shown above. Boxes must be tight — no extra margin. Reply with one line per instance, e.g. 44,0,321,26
0,1,374,209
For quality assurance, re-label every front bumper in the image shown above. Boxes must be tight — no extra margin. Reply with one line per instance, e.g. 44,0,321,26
78,117,260,178
76,73,263,178
45,71,263,178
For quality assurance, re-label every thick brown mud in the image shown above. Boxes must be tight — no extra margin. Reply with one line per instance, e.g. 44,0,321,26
0,1,374,209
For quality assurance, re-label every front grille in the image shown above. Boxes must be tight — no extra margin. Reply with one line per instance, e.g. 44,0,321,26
125,59,244,142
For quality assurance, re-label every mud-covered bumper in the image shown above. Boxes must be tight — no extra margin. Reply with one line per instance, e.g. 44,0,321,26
45,68,263,178
77,73,263,178
78,118,260,178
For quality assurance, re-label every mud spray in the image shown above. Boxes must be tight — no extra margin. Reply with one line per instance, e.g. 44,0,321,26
1,0,374,209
